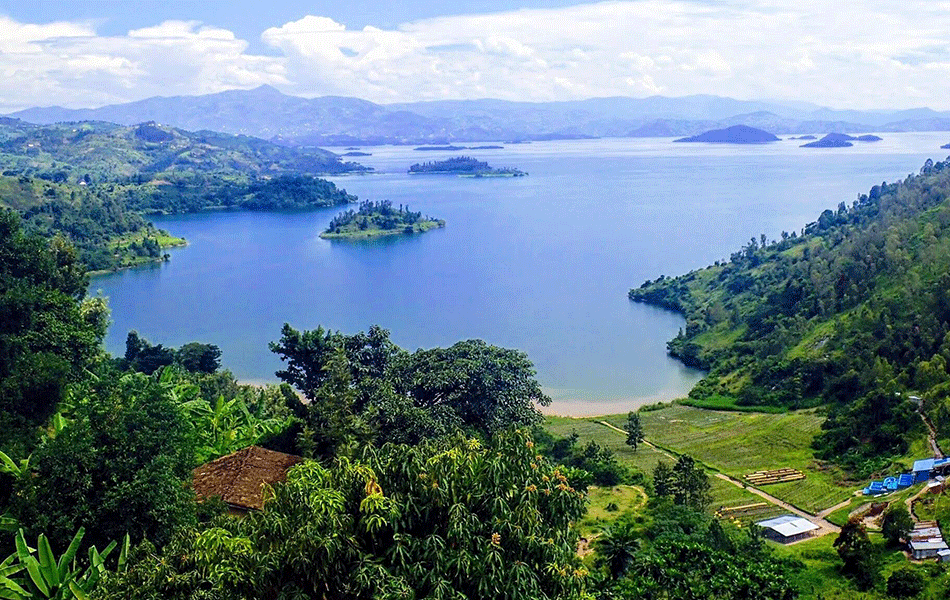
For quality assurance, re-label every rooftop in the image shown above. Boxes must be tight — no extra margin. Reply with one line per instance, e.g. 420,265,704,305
756,515,820,537
193,446,305,511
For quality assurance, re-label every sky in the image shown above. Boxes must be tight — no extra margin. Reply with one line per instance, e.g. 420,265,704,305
1,0,949,112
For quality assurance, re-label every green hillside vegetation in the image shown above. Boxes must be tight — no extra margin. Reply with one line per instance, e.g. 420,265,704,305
630,158,950,475
0,121,362,271
320,200,445,239
0,120,363,182
0,174,183,271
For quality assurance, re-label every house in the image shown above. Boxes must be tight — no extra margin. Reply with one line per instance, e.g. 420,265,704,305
913,457,950,484
193,446,305,514
756,515,820,544
910,538,949,560
938,549,950,563
908,522,949,560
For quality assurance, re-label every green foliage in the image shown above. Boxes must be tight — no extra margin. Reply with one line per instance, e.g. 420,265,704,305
886,565,926,598
0,528,128,600
321,200,444,239
97,430,589,600
180,392,298,464
624,411,643,451
270,324,550,452
631,159,950,470
881,504,914,547
532,428,632,488
0,121,359,184
15,372,197,551
123,332,221,375
652,455,711,511
596,504,800,600
833,519,878,590
0,211,106,455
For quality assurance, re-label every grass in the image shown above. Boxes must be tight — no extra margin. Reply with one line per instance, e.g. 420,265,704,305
578,485,647,537
679,394,787,413
604,404,854,514
320,219,445,240
545,414,768,512
773,532,950,600
548,404,855,514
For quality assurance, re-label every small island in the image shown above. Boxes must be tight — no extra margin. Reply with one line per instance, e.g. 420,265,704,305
320,200,445,240
940,143,950,149
342,151,372,156
414,145,467,151
673,124,780,144
408,156,526,177
801,133,883,148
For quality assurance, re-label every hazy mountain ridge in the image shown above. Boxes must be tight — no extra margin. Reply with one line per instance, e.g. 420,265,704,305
10,86,950,146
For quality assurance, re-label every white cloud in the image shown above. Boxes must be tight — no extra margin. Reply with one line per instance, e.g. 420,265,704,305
0,18,285,112
5,1,950,110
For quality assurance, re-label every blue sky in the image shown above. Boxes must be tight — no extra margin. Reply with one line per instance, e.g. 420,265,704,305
1,0,948,112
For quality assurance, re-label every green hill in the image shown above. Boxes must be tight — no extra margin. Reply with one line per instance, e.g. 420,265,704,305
0,120,363,183
630,158,950,473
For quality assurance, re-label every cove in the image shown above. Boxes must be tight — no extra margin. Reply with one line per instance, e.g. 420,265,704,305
91,134,948,414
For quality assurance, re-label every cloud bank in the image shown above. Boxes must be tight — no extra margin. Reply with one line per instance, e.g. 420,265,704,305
3,1,950,111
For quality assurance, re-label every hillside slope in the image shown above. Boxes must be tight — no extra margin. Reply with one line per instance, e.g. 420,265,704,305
631,158,950,473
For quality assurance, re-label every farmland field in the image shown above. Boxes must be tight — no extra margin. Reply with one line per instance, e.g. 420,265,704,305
547,404,856,514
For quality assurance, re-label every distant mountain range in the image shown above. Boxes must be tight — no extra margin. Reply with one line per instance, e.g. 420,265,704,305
9,86,950,146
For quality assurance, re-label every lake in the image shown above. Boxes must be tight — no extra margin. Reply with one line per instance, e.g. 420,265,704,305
90,134,950,415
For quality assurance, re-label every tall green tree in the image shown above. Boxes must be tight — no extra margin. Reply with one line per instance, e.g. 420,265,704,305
15,371,197,551
625,411,644,451
270,324,550,443
0,211,107,454
833,518,877,589
881,504,914,546
671,455,712,511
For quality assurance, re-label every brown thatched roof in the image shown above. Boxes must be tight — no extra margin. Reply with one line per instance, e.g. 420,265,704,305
192,446,304,511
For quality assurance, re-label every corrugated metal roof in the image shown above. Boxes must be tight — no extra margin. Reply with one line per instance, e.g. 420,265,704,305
756,515,819,537
910,540,948,551
914,458,935,472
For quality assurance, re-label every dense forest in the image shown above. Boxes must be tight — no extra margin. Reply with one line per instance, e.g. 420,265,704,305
0,210,802,599
321,200,445,239
631,157,950,474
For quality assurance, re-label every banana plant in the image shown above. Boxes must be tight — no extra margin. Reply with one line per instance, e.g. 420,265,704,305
0,528,128,600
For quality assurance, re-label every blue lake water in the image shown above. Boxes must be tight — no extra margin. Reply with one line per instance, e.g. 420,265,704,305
90,134,950,414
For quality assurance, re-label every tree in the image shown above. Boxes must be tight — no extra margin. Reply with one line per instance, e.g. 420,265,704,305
17,371,197,551
0,212,107,454
671,455,712,511
881,504,914,546
886,566,925,598
176,342,222,373
595,521,640,579
833,518,877,589
625,411,644,451
98,430,590,600
271,324,551,443
652,461,674,498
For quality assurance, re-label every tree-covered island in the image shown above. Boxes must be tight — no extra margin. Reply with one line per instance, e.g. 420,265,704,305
320,200,445,240
409,156,526,177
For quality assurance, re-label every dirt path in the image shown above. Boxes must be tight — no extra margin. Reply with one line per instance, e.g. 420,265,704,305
919,407,944,459
595,420,841,539
714,473,840,538
817,495,857,519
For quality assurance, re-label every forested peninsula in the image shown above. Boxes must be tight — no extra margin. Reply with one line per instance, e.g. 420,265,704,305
320,200,445,239
0,120,363,271
631,157,950,474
